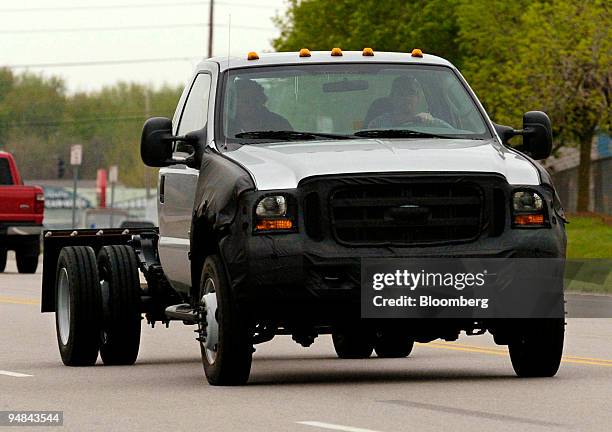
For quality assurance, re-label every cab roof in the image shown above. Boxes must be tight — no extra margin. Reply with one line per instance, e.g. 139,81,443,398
203,50,455,72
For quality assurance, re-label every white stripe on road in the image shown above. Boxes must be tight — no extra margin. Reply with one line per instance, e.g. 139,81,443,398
0,370,33,377
297,421,384,432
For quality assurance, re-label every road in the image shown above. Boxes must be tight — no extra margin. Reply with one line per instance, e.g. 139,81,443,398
1,253,611,432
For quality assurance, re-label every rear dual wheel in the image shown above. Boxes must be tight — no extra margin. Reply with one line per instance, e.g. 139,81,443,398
97,245,142,365
54,245,141,366
55,246,102,366
374,331,414,358
332,325,414,359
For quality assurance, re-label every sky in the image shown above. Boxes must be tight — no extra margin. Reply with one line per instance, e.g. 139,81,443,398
0,0,288,93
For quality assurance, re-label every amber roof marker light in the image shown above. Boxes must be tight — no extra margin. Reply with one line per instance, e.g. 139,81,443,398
299,48,311,57
247,51,259,60
362,47,374,56
411,48,423,58
331,47,343,56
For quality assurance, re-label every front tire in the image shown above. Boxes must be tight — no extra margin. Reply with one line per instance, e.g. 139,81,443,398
509,319,565,377
199,255,253,386
97,245,142,366
55,246,102,366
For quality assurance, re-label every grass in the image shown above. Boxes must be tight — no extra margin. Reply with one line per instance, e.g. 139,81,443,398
566,213,612,259
565,214,612,293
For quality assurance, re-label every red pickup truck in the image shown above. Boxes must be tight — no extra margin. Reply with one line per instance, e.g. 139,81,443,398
0,151,44,273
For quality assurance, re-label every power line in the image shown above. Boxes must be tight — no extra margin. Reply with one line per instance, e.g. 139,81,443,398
0,22,273,34
3,57,202,69
0,1,280,13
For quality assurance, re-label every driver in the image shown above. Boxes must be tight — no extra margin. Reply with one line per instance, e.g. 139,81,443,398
229,79,292,136
368,76,450,129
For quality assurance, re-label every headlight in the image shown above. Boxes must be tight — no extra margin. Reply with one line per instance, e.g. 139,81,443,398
513,191,543,212
256,196,287,217
254,195,295,232
512,191,546,226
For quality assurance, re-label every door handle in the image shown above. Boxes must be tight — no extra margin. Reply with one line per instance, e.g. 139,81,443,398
159,175,165,203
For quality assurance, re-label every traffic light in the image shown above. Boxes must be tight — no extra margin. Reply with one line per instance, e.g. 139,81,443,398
57,158,65,179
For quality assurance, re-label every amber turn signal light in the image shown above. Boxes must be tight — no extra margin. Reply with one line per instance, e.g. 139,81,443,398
514,214,545,225
256,219,294,231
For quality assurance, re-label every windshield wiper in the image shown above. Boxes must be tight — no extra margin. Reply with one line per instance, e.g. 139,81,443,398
354,129,457,139
234,130,352,141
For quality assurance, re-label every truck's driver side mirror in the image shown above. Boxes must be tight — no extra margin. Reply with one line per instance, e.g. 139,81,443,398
493,111,553,160
141,117,199,167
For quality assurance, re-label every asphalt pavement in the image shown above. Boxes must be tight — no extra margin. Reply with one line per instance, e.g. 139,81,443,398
1,253,611,432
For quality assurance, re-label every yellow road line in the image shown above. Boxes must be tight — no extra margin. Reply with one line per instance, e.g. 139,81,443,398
435,341,612,364
420,342,612,368
0,295,40,305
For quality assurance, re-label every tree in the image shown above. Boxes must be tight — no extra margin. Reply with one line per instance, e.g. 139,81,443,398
273,0,461,65
511,0,611,211
454,0,532,125
0,69,181,186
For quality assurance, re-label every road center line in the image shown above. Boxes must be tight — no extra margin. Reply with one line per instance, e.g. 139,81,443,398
420,342,612,367
0,295,40,305
0,370,33,377
297,421,384,432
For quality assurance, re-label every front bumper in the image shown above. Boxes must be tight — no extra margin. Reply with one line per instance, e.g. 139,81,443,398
5,225,43,236
0,224,43,251
213,174,565,316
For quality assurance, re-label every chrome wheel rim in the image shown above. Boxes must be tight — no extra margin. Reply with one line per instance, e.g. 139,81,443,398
202,277,217,365
57,267,71,345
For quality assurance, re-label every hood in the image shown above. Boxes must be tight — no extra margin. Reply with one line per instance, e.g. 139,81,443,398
222,138,540,190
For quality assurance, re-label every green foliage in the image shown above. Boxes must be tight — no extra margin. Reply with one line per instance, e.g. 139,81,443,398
273,0,461,64
515,0,611,142
0,68,181,186
565,214,612,293
454,0,531,126
566,215,612,259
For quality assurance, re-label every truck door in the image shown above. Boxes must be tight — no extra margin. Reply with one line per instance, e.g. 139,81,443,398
158,72,212,292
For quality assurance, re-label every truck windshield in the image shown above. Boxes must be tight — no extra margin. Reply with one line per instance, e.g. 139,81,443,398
219,63,492,144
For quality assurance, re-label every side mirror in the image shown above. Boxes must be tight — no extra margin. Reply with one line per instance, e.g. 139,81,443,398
140,117,199,167
493,111,553,160
522,111,552,160
141,117,173,167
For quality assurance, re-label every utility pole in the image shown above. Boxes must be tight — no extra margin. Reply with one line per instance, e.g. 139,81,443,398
109,165,118,228
144,90,151,199
70,145,83,229
207,0,214,58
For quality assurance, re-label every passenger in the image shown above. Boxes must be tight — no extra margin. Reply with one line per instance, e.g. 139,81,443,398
368,76,450,129
229,79,293,136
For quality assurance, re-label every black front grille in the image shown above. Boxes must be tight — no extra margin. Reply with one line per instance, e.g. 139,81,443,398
330,182,483,246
